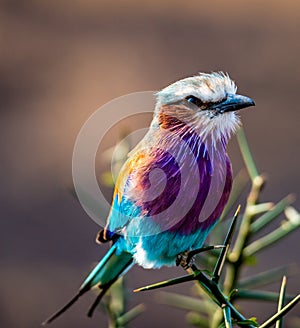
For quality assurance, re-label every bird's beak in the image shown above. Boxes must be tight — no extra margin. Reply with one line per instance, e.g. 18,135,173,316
213,94,255,114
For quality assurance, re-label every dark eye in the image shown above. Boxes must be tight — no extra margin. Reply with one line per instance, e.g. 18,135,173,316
185,95,204,107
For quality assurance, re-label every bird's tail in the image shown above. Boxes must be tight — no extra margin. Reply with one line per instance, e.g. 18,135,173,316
42,243,133,325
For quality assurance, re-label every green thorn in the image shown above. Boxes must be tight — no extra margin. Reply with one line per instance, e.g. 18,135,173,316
259,294,300,328
213,205,240,282
275,276,287,328
133,273,196,292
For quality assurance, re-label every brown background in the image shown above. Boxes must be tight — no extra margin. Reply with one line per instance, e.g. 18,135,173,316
1,1,300,327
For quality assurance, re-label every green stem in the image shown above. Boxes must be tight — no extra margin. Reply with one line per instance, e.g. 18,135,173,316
233,289,294,303
236,128,259,181
224,176,265,295
192,267,257,328
251,195,295,234
244,219,300,257
223,305,232,328
237,265,295,289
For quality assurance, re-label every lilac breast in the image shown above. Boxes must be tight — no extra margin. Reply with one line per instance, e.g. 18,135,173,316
129,125,233,236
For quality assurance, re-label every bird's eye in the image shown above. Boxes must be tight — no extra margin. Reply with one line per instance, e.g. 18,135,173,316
185,95,204,107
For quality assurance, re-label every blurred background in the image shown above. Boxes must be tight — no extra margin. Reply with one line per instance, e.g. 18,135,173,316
1,1,299,327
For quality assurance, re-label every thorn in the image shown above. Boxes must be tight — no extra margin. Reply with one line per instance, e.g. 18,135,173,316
133,274,196,293
213,205,241,282
276,275,287,328
235,204,241,217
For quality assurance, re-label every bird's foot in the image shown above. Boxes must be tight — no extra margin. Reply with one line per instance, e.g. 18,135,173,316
176,245,225,269
176,251,194,269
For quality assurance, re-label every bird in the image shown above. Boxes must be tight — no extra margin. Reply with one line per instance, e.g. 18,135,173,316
43,72,255,324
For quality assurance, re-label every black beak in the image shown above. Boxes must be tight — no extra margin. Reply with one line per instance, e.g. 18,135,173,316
213,94,255,114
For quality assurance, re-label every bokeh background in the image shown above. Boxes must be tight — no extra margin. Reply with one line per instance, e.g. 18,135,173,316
1,1,300,327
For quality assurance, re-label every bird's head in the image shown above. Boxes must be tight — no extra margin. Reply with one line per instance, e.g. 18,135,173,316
155,72,255,143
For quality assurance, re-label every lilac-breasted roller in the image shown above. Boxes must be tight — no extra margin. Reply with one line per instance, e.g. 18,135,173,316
44,72,254,324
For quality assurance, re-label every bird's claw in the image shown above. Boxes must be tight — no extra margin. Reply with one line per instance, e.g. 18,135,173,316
176,245,225,269
176,251,194,269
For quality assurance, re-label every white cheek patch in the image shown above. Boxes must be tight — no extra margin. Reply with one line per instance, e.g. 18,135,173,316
194,111,240,145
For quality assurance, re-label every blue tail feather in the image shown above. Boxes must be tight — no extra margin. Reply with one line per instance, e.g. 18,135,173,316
81,243,133,292
43,243,133,324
